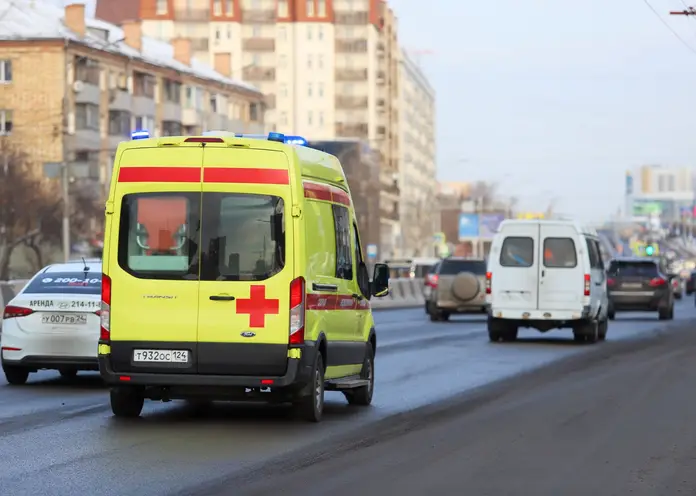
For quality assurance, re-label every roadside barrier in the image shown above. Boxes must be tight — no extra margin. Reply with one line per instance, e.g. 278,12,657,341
0,278,426,330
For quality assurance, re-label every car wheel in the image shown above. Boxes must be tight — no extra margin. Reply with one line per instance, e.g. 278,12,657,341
344,343,374,406
110,386,144,418
294,352,325,422
669,305,675,320
429,311,441,322
3,365,29,385
658,306,671,320
59,368,78,379
441,312,451,322
675,292,682,300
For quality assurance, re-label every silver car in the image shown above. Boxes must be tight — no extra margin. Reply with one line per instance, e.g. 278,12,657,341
425,257,488,322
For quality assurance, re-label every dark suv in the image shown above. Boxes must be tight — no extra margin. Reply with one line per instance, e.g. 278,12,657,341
606,257,674,320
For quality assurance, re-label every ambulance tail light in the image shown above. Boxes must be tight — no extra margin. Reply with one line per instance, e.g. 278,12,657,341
485,272,492,294
100,274,111,341
584,274,591,296
289,277,306,346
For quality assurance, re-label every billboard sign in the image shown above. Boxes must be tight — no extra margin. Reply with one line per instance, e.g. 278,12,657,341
479,213,505,239
458,213,479,239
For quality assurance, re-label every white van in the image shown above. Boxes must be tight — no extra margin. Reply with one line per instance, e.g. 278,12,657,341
486,220,609,343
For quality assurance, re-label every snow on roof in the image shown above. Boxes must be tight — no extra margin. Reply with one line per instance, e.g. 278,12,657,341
0,0,262,96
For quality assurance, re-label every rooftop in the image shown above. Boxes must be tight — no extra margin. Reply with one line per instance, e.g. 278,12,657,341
0,0,261,95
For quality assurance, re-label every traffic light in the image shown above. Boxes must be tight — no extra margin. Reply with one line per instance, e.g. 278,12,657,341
645,245,655,256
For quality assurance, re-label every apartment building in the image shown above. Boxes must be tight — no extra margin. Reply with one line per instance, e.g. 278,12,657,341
96,0,404,257
398,49,436,256
0,1,264,201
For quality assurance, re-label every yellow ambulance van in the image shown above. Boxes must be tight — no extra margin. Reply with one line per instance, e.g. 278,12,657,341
98,131,390,422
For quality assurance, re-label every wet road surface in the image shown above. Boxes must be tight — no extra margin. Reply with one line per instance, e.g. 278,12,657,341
1,302,694,495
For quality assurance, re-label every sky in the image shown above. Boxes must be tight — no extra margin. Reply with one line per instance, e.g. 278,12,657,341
48,0,696,222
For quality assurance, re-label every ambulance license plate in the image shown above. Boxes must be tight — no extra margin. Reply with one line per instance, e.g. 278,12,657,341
133,349,189,363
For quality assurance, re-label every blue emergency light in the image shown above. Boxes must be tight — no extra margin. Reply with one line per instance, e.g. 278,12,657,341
131,130,150,140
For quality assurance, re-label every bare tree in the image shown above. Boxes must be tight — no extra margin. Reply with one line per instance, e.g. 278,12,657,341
0,142,99,279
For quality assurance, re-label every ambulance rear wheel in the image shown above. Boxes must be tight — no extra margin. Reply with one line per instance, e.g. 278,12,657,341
293,353,325,423
110,386,144,418
345,344,374,406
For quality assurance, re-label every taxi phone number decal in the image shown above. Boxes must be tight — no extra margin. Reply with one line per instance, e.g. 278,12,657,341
42,277,101,284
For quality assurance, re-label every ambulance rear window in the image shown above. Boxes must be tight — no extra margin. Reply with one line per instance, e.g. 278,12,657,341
118,193,200,280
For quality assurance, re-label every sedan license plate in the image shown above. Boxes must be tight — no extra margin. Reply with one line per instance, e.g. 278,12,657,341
41,313,87,325
622,283,642,289
133,349,189,363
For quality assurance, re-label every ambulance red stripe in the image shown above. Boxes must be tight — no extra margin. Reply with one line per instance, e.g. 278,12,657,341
302,181,352,207
305,293,370,311
117,167,289,184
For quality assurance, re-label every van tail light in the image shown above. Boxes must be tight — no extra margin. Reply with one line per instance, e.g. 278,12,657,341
3,305,33,319
100,274,111,341
583,274,591,296
607,278,616,287
649,277,667,287
485,272,492,294
426,274,439,288
289,277,305,346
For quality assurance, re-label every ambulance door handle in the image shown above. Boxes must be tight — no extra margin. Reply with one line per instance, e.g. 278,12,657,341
352,293,363,301
210,295,236,301
312,283,338,292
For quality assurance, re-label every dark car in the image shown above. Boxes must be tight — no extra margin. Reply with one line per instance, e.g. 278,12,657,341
606,257,675,320
686,270,696,295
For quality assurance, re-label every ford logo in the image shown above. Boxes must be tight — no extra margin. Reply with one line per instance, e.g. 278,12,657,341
240,331,256,338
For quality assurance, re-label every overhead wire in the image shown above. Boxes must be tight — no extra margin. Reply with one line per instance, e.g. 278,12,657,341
640,0,696,55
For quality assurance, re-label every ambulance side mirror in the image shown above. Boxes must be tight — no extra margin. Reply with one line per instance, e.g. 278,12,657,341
371,263,390,297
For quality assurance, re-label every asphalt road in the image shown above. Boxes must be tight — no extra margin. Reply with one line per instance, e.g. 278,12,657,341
1,301,695,495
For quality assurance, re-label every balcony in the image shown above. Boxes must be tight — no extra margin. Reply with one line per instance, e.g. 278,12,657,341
376,98,386,112
335,122,368,138
243,66,276,81
243,37,275,52
334,11,369,24
242,8,276,23
380,204,400,222
174,8,210,21
336,39,368,53
376,70,386,84
335,95,368,110
335,68,368,81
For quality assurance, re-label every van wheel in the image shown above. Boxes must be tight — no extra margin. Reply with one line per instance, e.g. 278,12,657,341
488,316,513,342
59,368,78,379
110,386,144,418
3,365,29,385
598,320,608,341
501,327,518,342
294,353,325,422
344,344,375,406
574,319,598,344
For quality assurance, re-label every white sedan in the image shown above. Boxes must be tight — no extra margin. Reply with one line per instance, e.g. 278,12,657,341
1,260,102,385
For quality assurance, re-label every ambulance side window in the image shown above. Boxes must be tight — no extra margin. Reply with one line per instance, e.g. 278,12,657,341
332,204,353,280
117,193,200,280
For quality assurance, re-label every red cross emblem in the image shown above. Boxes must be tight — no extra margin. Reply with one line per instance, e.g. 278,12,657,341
236,285,280,328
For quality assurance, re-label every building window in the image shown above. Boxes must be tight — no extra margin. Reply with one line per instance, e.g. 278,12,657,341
308,111,313,125
307,54,313,68
133,72,155,98
74,57,100,85
318,25,324,40
135,115,155,131
162,120,182,136
319,111,324,126
307,83,313,96
225,0,233,15
163,79,182,103
0,60,11,82
213,0,222,15
318,82,324,97
0,109,12,135
251,0,261,8
215,27,221,42
108,110,131,136
278,0,288,17
318,54,324,68
75,103,99,131
306,0,314,16
156,0,167,15
318,0,326,17
227,24,232,38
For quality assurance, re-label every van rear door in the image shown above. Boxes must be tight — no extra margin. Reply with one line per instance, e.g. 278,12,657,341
538,224,583,311
493,223,538,309
196,145,294,376
108,145,202,374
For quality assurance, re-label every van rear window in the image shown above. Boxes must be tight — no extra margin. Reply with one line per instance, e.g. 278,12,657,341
543,238,577,268
117,192,285,281
500,237,534,267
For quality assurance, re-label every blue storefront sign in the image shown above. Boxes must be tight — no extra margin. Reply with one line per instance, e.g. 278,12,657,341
479,213,505,239
458,213,479,239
